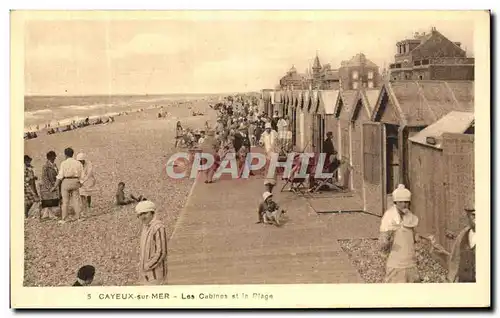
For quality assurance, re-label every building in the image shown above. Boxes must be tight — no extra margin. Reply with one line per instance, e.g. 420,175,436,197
279,52,379,91
408,111,474,264
389,27,474,81
363,80,474,216
338,53,382,90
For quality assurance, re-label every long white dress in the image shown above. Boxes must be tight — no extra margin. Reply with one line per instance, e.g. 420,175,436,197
79,161,97,196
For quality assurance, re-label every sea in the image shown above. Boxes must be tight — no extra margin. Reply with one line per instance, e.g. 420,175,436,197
23,94,222,132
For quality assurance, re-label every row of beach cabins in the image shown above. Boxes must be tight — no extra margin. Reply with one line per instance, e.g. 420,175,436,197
262,79,474,264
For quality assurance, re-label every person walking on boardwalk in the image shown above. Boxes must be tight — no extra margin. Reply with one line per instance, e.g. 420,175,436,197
50,147,83,224
447,199,476,283
40,151,60,220
136,200,168,285
76,152,97,216
379,184,420,283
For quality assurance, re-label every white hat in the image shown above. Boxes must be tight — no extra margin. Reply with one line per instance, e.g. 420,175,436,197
262,191,273,201
76,153,86,161
392,184,411,202
265,122,272,129
135,200,156,215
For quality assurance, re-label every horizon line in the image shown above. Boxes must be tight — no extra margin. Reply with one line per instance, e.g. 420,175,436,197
24,91,266,98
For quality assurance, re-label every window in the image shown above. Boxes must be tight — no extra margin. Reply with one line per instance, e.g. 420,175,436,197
368,71,374,79
368,81,374,88
352,81,359,89
419,75,423,80
352,71,359,80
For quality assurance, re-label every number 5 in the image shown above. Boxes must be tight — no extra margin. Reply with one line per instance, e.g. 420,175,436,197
87,294,91,300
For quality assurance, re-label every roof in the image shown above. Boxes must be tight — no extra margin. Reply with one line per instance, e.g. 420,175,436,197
274,90,283,103
341,53,378,69
350,89,378,121
297,91,304,108
303,90,311,109
313,54,322,69
371,81,474,127
337,90,359,120
408,111,474,149
318,90,340,115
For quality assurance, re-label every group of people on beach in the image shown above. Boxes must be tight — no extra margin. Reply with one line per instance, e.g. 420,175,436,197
24,115,118,140
24,148,97,223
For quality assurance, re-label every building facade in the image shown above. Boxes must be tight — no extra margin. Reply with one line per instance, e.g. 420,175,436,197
279,53,380,91
389,27,474,81
338,53,381,90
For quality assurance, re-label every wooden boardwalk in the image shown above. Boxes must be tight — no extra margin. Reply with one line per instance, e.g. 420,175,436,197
166,158,380,285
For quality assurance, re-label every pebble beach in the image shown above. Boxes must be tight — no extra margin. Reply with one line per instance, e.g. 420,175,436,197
23,99,216,286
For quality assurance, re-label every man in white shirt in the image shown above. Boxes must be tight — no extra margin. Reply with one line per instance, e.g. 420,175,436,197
51,147,84,223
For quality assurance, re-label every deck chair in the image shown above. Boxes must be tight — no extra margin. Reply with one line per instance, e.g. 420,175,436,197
308,159,349,194
281,157,308,195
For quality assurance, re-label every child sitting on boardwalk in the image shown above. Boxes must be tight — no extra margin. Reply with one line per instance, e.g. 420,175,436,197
116,182,146,205
257,192,285,226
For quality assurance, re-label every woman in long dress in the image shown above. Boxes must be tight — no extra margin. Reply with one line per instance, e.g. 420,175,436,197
39,151,60,219
76,153,97,215
174,121,183,148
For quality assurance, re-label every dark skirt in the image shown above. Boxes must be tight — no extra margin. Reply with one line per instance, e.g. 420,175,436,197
41,199,60,208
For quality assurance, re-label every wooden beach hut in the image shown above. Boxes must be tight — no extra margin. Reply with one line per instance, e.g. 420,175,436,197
274,90,283,117
334,90,359,190
366,80,474,216
408,111,474,263
292,91,304,147
347,88,379,209
317,90,341,154
297,90,312,152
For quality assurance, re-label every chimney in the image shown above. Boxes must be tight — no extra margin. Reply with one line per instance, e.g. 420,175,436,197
414,32,419,38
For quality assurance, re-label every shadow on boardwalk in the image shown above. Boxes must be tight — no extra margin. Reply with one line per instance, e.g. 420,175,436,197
167,159,381,285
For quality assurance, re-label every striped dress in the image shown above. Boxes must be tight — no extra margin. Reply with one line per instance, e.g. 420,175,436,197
139,219,168,285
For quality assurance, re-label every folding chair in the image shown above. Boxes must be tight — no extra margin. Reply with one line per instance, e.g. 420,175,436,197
308,159,349,194
281,156,308,195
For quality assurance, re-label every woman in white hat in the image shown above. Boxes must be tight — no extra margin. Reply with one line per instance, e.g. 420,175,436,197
76,152,97,215
379,184,420,283
135,200,168,285
257,192,283,226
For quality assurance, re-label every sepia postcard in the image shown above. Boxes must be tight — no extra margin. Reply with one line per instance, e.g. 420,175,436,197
11,10,490,308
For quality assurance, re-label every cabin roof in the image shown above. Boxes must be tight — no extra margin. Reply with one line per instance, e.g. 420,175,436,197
338,90,359,120
371,80,474,127
409,111,474,149
319,90,340,115
349,89,378,121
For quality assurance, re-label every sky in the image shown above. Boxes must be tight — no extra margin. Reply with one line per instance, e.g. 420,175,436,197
23,12,475,96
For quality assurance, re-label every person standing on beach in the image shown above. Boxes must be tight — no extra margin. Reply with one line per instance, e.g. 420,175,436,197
40,151,60,220
24,155,39,218
136,201,168,285
379,184,420,283
174,121,183,148
77,153,97,216
447,199,476,283
51,147,83,224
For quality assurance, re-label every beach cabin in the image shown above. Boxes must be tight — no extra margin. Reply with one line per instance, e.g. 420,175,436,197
292,91,304,147
297,90,312,152
347,89,379,209
317,90,341,154
309,90,322,151
408,111,474,263
334,89,359,190
367,80,474,216
274,90,284,117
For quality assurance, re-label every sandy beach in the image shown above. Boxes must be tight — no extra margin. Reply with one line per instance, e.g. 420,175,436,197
23,99,217,286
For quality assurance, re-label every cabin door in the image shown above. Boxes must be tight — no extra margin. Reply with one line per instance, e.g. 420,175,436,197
362,122,385,216
385,124,400,194
292,107,297,146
